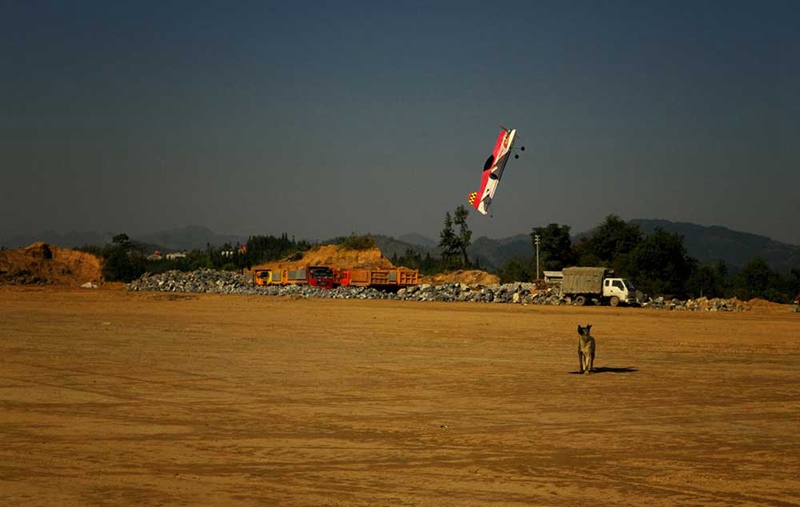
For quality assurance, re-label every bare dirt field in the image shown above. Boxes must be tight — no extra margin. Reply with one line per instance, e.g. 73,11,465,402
1,287,798,506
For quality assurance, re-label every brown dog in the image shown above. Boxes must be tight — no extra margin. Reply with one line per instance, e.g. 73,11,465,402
577,324,596,374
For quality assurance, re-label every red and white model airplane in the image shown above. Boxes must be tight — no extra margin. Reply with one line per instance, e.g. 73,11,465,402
467,127,524,215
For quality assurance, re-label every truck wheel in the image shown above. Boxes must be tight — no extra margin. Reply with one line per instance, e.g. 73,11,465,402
610,296,620,307
574,295,586,306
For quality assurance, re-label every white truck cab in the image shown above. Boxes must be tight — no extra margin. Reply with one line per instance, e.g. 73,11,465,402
603,278,638,306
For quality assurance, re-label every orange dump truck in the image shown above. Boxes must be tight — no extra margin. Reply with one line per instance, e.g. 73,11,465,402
335,268,419,289
253,265,336,289
253,268,281,286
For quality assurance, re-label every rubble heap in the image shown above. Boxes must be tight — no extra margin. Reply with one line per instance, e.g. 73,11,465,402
126,269,769,312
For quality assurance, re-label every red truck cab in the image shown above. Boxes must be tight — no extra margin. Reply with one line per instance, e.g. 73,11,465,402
307,265,336,289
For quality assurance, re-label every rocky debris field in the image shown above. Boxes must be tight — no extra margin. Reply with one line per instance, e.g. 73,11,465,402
125,269,765,311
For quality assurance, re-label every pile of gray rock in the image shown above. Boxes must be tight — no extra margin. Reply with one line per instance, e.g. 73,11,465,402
641,296,752,312
125,269,751,311
127,270,250,295
125,270,552,303
398,282,562,304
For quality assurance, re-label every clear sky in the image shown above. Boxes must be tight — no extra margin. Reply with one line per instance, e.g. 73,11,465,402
3,1,799,245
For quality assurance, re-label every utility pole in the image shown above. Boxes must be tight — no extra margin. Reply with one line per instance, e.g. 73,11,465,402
534,234,540,281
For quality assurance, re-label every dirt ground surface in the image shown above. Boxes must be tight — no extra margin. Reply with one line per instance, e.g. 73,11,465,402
1,287,798,506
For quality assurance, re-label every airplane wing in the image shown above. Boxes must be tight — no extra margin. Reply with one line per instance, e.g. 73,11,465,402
467,128,517,215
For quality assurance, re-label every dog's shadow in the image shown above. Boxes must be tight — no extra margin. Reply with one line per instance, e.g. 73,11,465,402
569,366,638,375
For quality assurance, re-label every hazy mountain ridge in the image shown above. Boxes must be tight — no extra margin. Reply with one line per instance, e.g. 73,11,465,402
138,226,248,252
630,219,800,273
397,233,437,247
0,230,118,250
0,226,248,253
468,234,532,271
2,221,798,273
371,235,439,261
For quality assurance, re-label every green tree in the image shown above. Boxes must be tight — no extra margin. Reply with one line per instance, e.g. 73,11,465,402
497,256,535,283
336,233,376,251
185,250,213,270
787,268,800,301
232,242,249,272
439,211,459,269
731,257,784,302
102,233,147,282
576,215,643,272
245,233,310,266
454,205,472,268
439,205,472,270
393,248,444,275
686,260,729,298
625,227,696,297
112,233,131,249
531,223,576,271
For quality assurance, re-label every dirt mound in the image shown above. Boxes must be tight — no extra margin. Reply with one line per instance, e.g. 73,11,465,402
421,269,500,286
0,242,104,286
747,297,796,314
251,245,395,272
747,297,783,308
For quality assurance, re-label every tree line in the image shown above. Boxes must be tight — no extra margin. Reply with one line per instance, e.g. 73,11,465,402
431,207,799,303
85,210,799,303
498,215,800,303
82,233,314,283
84,232,381,283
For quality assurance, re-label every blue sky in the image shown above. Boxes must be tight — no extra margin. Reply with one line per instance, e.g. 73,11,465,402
2,1,799,244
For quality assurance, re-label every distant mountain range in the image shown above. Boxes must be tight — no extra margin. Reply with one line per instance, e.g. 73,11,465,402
2,221,798,273
629,219,800,273
0,226,248,253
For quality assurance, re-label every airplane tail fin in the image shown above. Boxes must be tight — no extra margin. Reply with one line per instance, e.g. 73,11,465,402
467,191,478,207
